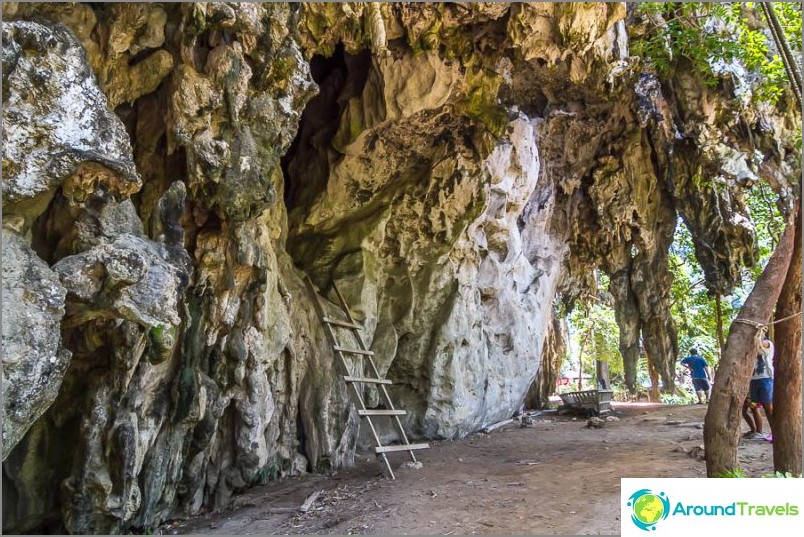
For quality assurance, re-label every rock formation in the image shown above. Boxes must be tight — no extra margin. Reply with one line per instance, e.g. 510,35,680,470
2,2,799,533
1,229,69,460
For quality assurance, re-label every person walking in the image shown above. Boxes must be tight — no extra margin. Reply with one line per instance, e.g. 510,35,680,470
680,347,713,404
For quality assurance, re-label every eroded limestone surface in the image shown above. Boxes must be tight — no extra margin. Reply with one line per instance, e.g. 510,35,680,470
1,2,799,533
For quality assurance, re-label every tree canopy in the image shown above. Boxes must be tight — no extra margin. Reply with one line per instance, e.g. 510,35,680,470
632,2,802,105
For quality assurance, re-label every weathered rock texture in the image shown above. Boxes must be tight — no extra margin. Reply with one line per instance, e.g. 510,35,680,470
1,19,140,222
1,229,70,460
1,2,799,534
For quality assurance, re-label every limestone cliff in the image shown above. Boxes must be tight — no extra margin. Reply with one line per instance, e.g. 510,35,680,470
1,2,799,533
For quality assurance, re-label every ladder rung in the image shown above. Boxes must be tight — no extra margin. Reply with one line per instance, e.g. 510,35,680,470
358,409,406,416
333,346,374,356
375,443,430,454
323,317,363,330
344,376,393,385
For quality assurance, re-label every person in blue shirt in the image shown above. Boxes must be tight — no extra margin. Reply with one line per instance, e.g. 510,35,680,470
680,348,713,404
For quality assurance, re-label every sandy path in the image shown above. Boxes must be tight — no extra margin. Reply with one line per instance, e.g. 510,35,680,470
168,403,774,535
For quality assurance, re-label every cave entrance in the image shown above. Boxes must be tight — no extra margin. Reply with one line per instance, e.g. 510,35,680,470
281,43,371,221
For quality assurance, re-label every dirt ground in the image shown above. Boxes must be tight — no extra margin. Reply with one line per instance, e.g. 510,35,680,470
167,403,775,536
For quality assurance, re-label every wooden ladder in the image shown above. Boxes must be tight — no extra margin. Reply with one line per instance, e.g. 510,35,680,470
304,276,428,479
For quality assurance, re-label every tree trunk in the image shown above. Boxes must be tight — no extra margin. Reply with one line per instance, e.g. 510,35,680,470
647,351,660,403
773,206,802,475
577,338,584,391
596,359,610,390
577,327,592,391
704,221,796,477
525,316,566,409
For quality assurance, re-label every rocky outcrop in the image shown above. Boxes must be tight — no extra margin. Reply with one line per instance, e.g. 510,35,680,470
2,17,188,534
3,5,346,534
1,20,140,222
1,229,70,460
1,17,141,461
1,2,799,534
286,2,632,435
289,113,564,438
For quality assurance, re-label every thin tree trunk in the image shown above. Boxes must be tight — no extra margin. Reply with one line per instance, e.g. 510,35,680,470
773,206,802,475
704,221,796,477
591,330,597,388
578,340,584,391
577,327,592,391
647,352,660,403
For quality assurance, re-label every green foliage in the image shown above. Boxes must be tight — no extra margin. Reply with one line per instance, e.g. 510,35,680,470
716,468,803,478
716,467,749,478
659,391,696,405
668,223,731,366
150,324,165,339
567,275,623,382
745,179,785,279
632,2,802,105
259,458,282,483
772,1,803,52
253,467,268,486
611,384,631,402
761,471,802,478
632,3,736,85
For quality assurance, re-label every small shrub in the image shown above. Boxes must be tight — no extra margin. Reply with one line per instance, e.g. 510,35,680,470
715,468,803,478
716,467,748,478
659,391,696,405
761,471,802,478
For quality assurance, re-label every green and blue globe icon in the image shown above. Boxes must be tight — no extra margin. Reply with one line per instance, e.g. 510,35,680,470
627,489,670,531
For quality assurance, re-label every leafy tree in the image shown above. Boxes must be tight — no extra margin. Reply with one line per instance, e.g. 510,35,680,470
567,275,623,388
744,178,785,278
668,172,784,361
669,224,717,356
631,2,802,104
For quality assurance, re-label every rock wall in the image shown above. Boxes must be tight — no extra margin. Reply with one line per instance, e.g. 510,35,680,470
2,2,799,534
2,5,350,534
288,110,563,439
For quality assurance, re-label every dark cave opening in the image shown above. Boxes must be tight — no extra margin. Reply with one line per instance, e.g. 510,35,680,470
280,43,372,218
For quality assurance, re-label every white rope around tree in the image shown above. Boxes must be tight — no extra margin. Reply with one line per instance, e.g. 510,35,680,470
732,310,802,330
732,311,802,351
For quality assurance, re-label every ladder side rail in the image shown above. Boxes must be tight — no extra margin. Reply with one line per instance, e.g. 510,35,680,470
331,282,403,414
334,349,394,478
304,277,395,478
331,281,421,463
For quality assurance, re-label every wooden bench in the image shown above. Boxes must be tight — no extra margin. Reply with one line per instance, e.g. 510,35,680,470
558,389,614,416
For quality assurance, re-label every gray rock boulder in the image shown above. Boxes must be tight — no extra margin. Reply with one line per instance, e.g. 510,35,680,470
53,234,185,331
1,20,139,220
1,229,71,459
